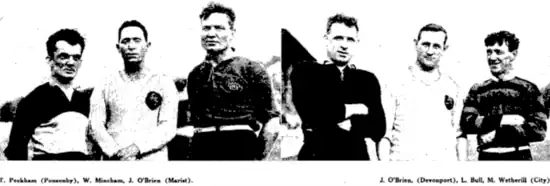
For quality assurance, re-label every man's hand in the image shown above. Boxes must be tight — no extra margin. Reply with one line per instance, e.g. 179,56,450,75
501,114,525,126
261,117,281,160
378,138,391,161
364,138,379,161
176,126,195,138
479,130,496,146
456,137,468,161
475,116,484,128
337,119,352,131
283,113,302,130
345,104,368,118
115,144,140,161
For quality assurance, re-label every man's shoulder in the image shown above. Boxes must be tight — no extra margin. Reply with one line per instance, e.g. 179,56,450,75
511,76,540,93
440,74,460,90
18,83,51,108
469,79,494,92
26,83,51,98
230,56,264,69
352,68,377,79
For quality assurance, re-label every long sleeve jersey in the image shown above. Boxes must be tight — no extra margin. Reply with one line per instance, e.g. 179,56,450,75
385,66,462,161
186,56,280,129
89,70,178,161
291,62,386,141
5,82,91,160
460,76,547,148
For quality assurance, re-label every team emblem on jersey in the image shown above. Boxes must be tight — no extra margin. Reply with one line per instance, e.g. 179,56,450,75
227,79,243,91
145,91,163,110
444,95,454,110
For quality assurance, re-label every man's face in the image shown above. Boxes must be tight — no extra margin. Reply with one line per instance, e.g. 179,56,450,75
415,31,447,70
486,42,516,76
117,26,150,65
325,23,358,66
201,13,234,53
49,40,83,82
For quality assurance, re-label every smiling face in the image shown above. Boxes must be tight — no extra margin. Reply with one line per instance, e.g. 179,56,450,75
49,40,83,83
325,23,358,66
415,31,447,71
486,42,516,76
200,13,234,54
117,26,150,66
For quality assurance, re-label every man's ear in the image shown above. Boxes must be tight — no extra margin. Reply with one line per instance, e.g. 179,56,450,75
146,41,151,48
115,43,121,52
512,49,518,58
444,44,450,51
46,56,53,65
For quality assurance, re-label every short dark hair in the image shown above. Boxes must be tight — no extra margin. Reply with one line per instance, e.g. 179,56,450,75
417,23,448,45
118,20,148,41
326,13,359,34
484,30,520,52
46,29,85,58
200,2,236,30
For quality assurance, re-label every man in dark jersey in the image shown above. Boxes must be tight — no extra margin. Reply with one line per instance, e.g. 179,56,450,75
186,2,280,160
292,14,386,160
459,31,547,160
4,29,92,160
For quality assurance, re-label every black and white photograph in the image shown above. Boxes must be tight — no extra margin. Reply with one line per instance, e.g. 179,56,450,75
1,0,550,185
0,0,282,161
281,0,550,162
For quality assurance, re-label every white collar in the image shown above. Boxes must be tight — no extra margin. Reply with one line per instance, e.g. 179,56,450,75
408,65,441,85
120,68,151,82
490,72,516,82
49,78,74,101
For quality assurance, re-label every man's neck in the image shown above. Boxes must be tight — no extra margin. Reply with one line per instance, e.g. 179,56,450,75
124,66,148,81
206,48,235,65
51,76,73,89
336,64,347,72
411,63,441,83
492,71,515,81
50,77,74,101
123,61,146,80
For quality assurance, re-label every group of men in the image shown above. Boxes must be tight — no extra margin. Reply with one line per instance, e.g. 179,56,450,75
291,14,547,161
4,2,280,161
3,2,548,161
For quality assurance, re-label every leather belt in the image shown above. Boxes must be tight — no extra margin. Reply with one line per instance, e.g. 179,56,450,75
195,125,253,133
480,145,530,153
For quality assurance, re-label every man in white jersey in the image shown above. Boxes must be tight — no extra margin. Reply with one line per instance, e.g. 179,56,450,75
379,23,466,161
89,20,178,161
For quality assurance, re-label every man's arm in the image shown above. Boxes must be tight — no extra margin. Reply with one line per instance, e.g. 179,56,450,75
133,77,178,155
358,73,386,142
541,82,550,116
493,85,547,144
451,86,467,161
291,63,346,128
378,83,395,161
4,97,35,160
89,82,121,158
249,62,281,159
460,85,490,136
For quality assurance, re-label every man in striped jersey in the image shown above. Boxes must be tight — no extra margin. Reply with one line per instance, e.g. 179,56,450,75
459,31,547,160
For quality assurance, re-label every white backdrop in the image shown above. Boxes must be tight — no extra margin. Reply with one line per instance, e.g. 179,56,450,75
281,0,550,97
0,0,282,103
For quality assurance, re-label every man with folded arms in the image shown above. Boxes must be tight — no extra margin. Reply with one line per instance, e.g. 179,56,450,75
459,30,547,160
5,29,92,160
89,20,178,161
292,14,386,160
379,24,463,161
